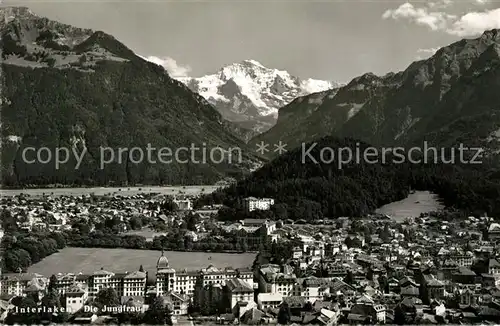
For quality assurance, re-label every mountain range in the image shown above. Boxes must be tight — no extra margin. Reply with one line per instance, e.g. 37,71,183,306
3,6,500,188
253,29,500,158
0,7,262,187
172,60,338,139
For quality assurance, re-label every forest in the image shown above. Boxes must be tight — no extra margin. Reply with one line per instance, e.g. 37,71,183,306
196,136,500,220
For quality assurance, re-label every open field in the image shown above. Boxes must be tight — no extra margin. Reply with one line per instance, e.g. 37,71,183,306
0,185,219,197
28,248,256,277
375,190,444,222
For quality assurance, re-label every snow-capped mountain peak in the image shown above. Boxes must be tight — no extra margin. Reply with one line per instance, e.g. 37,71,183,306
179,59,338,117
141,56,339,135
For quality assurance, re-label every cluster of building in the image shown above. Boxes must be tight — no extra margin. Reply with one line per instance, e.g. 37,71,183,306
0,251,254,321
2,193,500,324
243,215,500,324
0,192,209,234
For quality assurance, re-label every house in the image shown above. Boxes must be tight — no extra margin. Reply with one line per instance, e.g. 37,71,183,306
400,285,419,298
488,223,500,242
240,307,274,325
395,297,422,324
330,280,356,302
488,259,500,275
422,275,445,301
348,296,386,324
257,293,283,310
123,271,147,297
173,198,192,211
242,197,275,212
292,247,303,259
282,296,306,315
24,277,48,301
292,277,327,303
0,299,13,323
452,267,477,284
224,278,254,310
164,292,189,315
0,273,48,297
65,283,88,313
258,265,296,295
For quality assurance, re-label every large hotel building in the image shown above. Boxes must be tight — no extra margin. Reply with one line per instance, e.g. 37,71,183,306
0,250,255,315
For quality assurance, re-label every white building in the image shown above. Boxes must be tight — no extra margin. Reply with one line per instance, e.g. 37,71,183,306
155,251,254,298
52,270,146,299
242,197,275,212
225,278,254,310
173,199,193,211
257,292,283,310
0,273,48,297
65,283,89,313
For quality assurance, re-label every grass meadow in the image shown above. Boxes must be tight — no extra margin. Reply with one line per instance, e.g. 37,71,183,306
28,247,256,277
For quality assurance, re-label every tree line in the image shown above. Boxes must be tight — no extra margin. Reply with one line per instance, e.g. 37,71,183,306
1,208,260,273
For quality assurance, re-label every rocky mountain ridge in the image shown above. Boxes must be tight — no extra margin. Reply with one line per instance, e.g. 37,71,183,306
253,29,500,157
0,7,263,187
174,59,339,137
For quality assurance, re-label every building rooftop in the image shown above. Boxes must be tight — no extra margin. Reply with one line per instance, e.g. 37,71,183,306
226,278,253,293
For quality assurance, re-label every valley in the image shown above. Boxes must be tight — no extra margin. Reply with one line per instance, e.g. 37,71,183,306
2,3,500,325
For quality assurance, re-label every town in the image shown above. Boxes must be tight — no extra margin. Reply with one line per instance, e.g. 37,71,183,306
0,191,500,325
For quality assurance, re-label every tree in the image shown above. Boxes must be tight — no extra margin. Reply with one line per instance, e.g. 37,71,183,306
161,197,179,213
129,216,143,230
0,209,18,233
185,213,200,231
48,274,58,293
277,302,291,325
344,270,354,285
117,299,144,325
380,224,391,243
139,265,145,272
378,275,389,294
304,301,313,311
40,289,68,323
95,288,119,308
366,268,373,281
50,232,67,249
241,240,249,253
394,303,416,325
5,296,40,325
143,296,172,325
364,233,372,245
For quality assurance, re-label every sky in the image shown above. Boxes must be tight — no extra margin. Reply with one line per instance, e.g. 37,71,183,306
3,0,500,83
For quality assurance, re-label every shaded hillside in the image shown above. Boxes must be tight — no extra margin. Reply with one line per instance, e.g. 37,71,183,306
198,137,412,220
198,136,500,220
253,30,500,157
0,7,261,186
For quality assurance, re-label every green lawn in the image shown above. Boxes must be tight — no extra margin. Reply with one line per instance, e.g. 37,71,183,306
28,247,256,277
